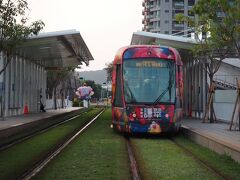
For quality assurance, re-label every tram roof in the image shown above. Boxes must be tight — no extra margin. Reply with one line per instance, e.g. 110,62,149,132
131,31,197,51
16,29,94,69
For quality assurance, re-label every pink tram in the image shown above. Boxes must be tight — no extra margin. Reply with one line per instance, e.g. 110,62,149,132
111,45,183,134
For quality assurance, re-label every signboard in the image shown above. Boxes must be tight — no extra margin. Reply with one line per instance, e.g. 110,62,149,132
136,61,167,68
140,108,162,118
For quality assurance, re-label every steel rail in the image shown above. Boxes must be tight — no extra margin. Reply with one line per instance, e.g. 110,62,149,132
0,110,89,151
21,109,105,180
126,137,142,180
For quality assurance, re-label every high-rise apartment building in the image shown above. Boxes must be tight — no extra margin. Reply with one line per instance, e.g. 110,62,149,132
142,0,195,36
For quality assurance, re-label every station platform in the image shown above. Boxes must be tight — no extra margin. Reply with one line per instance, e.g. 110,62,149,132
0,107,82,131
181,118,240,163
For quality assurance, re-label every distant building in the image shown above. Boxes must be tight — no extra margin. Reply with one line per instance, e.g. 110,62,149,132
142,0,196,37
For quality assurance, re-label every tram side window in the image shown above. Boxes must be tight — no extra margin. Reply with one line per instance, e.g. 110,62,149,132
177,65,183,108
114,65,123,107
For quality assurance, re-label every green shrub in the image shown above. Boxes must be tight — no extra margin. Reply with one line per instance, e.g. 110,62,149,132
72,99,83,107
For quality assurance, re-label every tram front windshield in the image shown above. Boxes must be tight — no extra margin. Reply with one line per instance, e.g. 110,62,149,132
123,58,176,104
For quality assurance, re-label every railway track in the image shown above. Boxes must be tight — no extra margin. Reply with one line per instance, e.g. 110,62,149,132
0,109,90,151
125,137,142,180
20,109,105,180
1,109,237,179
171,138,230,180
129,137,231,180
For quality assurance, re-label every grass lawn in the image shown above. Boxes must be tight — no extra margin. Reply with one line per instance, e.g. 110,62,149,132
35,109,131,179
132,137,220,179
174,135,240,180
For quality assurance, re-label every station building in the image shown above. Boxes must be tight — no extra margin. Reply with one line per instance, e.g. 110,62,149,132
0,30,93,117
131,31,240,121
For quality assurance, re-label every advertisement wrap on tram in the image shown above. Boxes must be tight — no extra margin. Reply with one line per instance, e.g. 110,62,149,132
111,45,183,134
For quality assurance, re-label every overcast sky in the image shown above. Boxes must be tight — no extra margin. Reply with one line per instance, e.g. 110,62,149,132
27,0,143,71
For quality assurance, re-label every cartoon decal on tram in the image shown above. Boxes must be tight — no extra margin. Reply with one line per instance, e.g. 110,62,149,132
111,45,183,134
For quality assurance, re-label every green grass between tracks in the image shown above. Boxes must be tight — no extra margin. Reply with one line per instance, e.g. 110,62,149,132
0,108,101,180
132,138,220,179
174,135,240,180
34,109,131,180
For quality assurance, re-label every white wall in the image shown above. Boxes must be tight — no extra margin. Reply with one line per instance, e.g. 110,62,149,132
215,59,240,86
45,99,72,110
214,90,237,122
213,59,240,122
0,52,46,117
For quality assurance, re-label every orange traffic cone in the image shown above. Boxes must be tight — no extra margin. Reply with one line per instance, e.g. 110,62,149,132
24,103,29,114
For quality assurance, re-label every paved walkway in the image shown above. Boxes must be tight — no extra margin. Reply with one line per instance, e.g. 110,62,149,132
182,118,240,149
0,107,82,131
182,118,240,163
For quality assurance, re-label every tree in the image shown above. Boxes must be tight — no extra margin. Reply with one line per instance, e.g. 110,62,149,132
176,0,240,122
47,68,74,109
0,0,45,75
193,0,240,58
104,62,113,82
84,80,102,100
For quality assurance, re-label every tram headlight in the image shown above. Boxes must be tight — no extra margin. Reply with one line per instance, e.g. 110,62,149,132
129,112,136,121
132,113,136,118
165,114,169,119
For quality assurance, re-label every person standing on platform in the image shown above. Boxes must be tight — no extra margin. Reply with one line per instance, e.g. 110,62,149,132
40,95,46,112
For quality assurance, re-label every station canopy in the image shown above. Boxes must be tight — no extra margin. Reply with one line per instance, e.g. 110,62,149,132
131,31,238,59
16,29,94,70
131,31,197,51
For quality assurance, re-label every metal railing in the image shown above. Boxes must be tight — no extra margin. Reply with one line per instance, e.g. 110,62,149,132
213,75,240,89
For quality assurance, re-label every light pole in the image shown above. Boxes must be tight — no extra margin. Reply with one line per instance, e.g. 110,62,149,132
103,82,107,106
103,82,106,104
106,83,109,107
101,83,104,104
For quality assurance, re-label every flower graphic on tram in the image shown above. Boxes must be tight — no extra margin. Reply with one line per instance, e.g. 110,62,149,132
148,121,161,134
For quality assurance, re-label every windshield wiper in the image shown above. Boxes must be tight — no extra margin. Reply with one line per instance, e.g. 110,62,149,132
153,65,174,105
153,87,169,105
